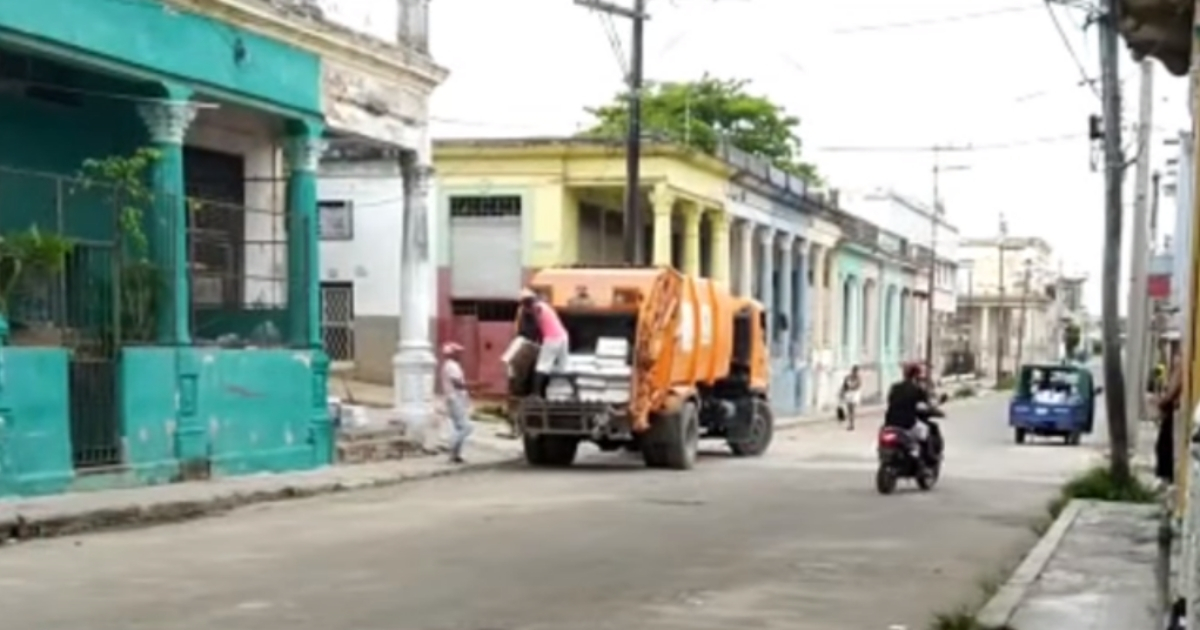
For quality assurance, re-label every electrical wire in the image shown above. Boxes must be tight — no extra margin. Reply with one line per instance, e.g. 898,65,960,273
829,4,1042,34
816,133,1089,153
1042,0,1100,97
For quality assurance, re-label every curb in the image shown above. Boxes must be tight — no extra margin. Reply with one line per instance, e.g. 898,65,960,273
975,499,1086,629
0,455,520,545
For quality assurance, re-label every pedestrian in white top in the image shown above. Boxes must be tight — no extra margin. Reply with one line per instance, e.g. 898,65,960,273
440,342,474,464
840,365,862,431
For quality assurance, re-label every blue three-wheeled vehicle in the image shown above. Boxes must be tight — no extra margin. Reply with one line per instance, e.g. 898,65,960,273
1008,363,1102,446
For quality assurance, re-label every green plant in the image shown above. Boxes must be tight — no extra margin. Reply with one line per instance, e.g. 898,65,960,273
75,148,163,342
0,225,74,316
994,375,1016,391
953,385,977,399
1056,465,1158,505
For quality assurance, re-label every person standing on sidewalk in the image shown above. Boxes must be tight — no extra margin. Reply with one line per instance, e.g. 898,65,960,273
840,366,862,430
440,342,474,465
1155,350,1183,484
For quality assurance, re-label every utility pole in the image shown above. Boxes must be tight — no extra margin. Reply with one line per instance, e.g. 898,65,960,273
1097,0,1131,481
995,214,1008,381
1016,260,1032,368
1124,58,1154,453
575,0,649,264
927,147,968,379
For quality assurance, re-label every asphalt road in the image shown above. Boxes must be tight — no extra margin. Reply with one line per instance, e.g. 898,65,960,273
0,394,1103,630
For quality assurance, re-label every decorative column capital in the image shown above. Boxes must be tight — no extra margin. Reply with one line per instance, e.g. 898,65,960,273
758,227,776,245
651,184,675,214
137,100,198,144
285,134,328,173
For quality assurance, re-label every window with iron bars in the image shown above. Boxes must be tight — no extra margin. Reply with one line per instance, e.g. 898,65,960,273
449,195,522,218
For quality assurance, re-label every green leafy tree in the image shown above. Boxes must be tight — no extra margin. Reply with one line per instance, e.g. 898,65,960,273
584,74,820,185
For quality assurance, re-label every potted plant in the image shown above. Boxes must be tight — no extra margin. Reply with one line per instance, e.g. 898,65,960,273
0,225,74,346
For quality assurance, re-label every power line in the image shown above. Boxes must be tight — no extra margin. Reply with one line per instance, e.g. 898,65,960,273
829,4,1042,34
1042,0,1100,97
816,133,1089,153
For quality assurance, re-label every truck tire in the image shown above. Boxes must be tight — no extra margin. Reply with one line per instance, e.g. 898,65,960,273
728,398,774,457
523,435,579,467
642,401,699,470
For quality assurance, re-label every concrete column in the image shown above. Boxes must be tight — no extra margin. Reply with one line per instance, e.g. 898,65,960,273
738,221,754,296
779,233,795,356
709,210,731,284
393,150,437,440
812,245,825,350
797,240,810,357
759,227,776,344
282,119,325,348
651,184,674,266
682,204,701,275
137,85,198,344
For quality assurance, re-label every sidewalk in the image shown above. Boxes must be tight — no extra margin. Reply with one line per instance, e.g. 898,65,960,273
976,499,1163,630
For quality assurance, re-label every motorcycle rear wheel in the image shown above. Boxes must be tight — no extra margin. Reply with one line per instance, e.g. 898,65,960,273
916,462,940,491
875,466,898,495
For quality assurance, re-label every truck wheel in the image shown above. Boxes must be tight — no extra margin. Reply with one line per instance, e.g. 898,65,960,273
642,402,699,470
1014,429,1027,444
728,398,774,457
523,435,579,467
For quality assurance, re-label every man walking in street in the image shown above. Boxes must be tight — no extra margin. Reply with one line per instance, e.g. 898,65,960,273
440,342,474,464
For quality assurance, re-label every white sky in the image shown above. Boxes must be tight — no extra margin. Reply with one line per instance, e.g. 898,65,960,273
321,0,1192,314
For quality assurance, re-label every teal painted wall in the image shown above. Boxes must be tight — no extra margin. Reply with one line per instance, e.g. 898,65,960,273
0,0,321,114
879,266,904,388
117,348,333,484
0,64,144,238
0,347,331,498
0,348,73,497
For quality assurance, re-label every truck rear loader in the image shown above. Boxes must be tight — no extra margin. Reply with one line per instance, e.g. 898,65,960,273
509,266,773,470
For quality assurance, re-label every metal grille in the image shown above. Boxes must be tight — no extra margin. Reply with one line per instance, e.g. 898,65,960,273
321,282,354,361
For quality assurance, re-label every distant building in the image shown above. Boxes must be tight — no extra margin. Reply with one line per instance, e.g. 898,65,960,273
957,237,1066,376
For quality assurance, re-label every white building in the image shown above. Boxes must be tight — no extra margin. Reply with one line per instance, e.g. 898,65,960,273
314,0,446,401
957,237,1062,376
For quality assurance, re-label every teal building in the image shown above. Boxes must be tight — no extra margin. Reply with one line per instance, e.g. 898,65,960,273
0,0,348,496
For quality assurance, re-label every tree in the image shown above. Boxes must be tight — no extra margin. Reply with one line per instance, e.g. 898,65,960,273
583,74,820,185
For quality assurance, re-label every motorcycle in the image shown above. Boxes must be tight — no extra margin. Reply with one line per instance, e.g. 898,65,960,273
875,404,945,495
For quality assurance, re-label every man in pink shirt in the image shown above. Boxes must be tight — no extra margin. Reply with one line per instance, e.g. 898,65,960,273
520,288,569,396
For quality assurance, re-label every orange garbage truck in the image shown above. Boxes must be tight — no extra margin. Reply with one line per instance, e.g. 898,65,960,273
509,265,773,470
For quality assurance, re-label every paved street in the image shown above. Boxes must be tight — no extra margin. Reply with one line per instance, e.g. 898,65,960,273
0,394,1102,630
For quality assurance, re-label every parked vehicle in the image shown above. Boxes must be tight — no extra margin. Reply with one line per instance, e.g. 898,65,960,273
1008,363,1101,445
875,405,945,495
508,266,773,470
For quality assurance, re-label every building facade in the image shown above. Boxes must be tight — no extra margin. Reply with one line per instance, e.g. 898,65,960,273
957,236,1060,377
0,0,442,497
432,138,734,398
842,189,960,376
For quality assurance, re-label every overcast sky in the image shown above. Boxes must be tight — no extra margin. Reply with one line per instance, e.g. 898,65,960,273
322,0,1191,314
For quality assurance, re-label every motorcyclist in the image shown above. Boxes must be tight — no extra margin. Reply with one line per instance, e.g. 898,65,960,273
883,362,943,465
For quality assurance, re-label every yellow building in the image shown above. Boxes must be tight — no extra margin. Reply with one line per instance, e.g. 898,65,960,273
433,137,733,282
